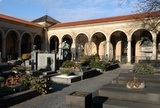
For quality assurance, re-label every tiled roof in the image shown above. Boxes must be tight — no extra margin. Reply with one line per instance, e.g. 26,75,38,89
0,14,42,28
32,15,60,24
50,11,160,28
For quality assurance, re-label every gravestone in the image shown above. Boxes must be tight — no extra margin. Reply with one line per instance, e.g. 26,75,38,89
58,48,63,60
37,52,56,71
140,47,153,60
31,50,38,70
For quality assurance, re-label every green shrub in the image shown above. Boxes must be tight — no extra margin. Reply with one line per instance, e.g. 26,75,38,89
139,60,160,67
60,69,70,75
61,60,75,68
60,69,75,76
61,60,82,68
89,54,100,62
19,75,51,95
133,64,155,75
90,61,107,71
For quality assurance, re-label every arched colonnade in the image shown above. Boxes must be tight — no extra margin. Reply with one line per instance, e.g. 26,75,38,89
49,29,160,63
0,29,42,61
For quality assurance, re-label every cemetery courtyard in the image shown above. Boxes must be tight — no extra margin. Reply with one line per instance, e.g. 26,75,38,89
0,49,160,108
0,63,132,108
0,10,159,108
1,56,160,108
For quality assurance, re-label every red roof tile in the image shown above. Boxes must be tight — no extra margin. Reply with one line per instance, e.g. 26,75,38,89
50,11,160,28
0,14,42,28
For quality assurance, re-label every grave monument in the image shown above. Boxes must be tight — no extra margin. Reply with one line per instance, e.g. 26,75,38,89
140,37,153,60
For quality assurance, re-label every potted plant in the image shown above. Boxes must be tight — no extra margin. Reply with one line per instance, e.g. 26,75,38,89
66,91,92,108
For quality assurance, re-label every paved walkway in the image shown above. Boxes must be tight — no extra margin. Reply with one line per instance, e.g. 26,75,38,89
9,68,131,108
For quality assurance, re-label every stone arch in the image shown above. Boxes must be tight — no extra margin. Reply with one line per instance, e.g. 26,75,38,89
34,35,42,50
6,30,20,60
49,35,59,53
21,33,32,54
21,32,33,41
62,34,73,60
75,33,89,58
108,29,128,42
91,31,107,41
91,32,106,59
110,30,127,62
131,29,152,63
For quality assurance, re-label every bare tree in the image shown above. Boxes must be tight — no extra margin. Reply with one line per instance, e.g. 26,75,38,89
119,0,160,33
136,0,160,13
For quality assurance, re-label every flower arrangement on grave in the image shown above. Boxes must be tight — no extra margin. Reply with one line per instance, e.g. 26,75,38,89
5,73,24,86
126,77,145,90
19,75,52,95
5,73,52,95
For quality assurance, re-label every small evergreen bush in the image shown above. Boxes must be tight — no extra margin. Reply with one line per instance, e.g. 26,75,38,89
90,61,107,71
133,64,155,75
61,60,75,68
60,69,75,76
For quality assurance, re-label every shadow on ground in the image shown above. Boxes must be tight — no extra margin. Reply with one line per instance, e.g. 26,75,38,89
51,82,70,92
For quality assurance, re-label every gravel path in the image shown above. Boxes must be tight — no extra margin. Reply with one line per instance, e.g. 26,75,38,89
9,68,130,108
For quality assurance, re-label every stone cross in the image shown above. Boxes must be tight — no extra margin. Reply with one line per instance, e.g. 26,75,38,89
30,60,37,70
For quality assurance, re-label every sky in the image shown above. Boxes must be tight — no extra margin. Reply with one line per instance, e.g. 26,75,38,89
0,0,138,23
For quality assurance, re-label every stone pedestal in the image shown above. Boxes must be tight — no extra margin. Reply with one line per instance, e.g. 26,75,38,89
66,91,92,108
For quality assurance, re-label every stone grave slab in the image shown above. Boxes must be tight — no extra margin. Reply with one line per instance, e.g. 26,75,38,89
50,74,81,84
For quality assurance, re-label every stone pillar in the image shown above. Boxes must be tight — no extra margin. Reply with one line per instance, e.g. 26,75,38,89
58,41,63,60
2,38,6,61
71,40,76,60
116,41,121,62
152,39,157,60
89,41,92,56
45,30,49,52
104,41,107,57
31,41,34,51
18,40,21,58
127,40,131,63
107,41,110,60
152,32,157,60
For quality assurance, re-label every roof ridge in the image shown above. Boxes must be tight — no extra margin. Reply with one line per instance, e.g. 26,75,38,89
50,11,160,28
0,14,42,27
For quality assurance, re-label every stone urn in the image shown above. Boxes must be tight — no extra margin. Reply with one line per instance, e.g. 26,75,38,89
126,77,145,90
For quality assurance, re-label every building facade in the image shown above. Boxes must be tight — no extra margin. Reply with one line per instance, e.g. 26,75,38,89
0,12,160,63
